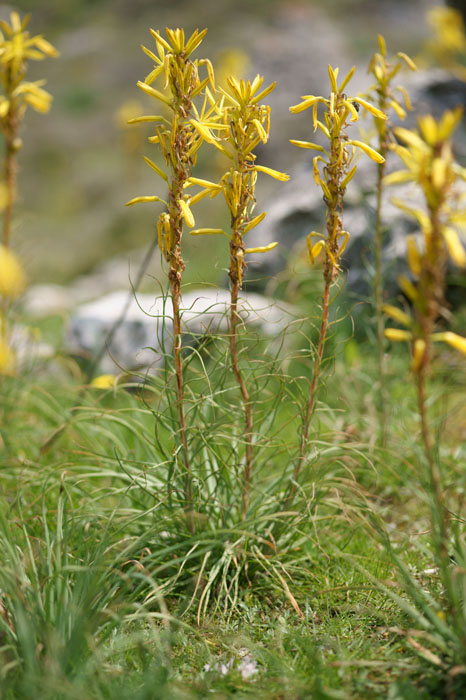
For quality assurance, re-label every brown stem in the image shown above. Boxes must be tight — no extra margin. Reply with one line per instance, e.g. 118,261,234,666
229,241,253,518
415,364,448,564
167,101,194,533
374,155,389,446
2,68,18,250
287,258,333,505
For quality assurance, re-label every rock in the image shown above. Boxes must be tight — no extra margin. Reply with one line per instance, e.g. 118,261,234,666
244,68,466,300
66,288,295,374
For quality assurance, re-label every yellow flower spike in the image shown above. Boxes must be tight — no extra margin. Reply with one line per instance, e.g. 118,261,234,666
0,244,26,298
125,195,166,206
442,226,466,267
178,199,195,227
244,242,278,254
432,331,466,355
243,211,267,234
347,140,385,163
411,338,426,372
91,374,117,389
382,304,412,327
396,52,417,71
384,328,413,342
254,164,290,181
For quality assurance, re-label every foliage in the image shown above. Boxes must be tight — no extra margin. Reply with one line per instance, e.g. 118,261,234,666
0,9,466,700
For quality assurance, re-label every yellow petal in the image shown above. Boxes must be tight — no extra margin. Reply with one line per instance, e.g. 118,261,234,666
143,157,168,182
348,140,385,163
382,304,412,327
442,227,466,267
91,374,117,389
384,328,413,342
328,65,338,93
431,331,466,355
178,199,195,227
289,139,327,153
254,165,290,181
190,228,228,236
339,65,355,92
396,52,417,71
244,242,278,254
125,195,165,206
411,339,426,372
406,237,422,277
0,244,26,298
243,211,266,233
352,97,387,120
377,34,387,57
289,96,321,114
0,338,16,376
398,274,419,301
137,81,172,106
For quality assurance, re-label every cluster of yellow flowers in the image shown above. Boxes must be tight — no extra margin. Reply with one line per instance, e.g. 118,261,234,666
384,109,466,368
0,11,58,121
426,5,466,81
289,65,386,274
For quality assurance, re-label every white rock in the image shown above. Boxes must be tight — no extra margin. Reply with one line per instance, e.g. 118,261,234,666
66,288,295,374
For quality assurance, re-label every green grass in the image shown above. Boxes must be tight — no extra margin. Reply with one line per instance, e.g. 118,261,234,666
1,287,466,699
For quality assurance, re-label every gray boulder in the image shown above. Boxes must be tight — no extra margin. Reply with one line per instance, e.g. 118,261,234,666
66,288,295,374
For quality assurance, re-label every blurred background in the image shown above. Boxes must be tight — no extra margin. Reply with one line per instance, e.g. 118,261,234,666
1,0,460,301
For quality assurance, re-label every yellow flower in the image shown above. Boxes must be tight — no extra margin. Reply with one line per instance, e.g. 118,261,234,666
91,374,117,389
0,337,15,375
0,244,26,298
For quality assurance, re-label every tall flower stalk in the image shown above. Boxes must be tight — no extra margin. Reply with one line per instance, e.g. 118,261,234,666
127,28,223,530
188,75,285,517
366,36,416,444
384,109,466,559
288,65,386,504
0,11,58,248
